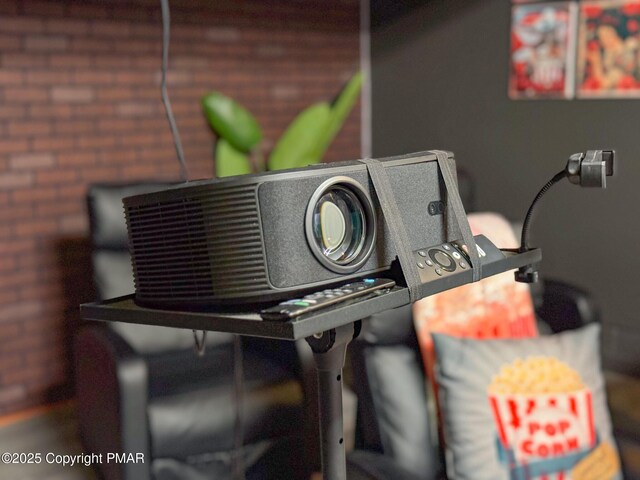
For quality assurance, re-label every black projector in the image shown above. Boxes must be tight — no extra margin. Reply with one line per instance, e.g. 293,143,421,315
124,151,459,308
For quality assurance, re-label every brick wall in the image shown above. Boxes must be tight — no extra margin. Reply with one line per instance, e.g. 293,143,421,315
0,0,361,415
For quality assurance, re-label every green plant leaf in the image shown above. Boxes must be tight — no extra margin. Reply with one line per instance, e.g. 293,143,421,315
267,102,331,171
308,71,363,162
215,139,252,177
202,92,262,153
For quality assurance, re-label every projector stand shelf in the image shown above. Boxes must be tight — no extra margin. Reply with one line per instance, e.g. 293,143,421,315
80,247,541,480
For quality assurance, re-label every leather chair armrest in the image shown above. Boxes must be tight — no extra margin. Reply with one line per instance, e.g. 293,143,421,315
347,450,427,480
75,324,151,480
537,279,600,333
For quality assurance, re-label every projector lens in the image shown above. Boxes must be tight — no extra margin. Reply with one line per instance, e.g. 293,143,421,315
306,177,376,273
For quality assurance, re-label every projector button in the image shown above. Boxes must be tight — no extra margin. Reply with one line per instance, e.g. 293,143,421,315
435,268,443,276
443,244,451,251
452,252,461,259
426,260,433,267
418,250,427,257
417,261,425,269
459,261,467,269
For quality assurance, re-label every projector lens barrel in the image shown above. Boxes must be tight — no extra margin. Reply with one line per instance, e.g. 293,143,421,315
306,177,376,273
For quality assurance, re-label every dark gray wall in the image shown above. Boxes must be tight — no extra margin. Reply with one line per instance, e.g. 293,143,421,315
371,0,640,373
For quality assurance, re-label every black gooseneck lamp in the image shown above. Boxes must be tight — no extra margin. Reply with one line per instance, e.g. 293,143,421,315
515,150,615,283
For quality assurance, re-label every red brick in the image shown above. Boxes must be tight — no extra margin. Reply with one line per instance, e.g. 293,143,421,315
51,86,95,103
0,256,17,272
1,52,47,67
72,104,115,117
46,18,91,35
96,87,135,101
93,55,133,68
57,183,86,199
24,34,68,52
0,206,33,222
115,71,154,85
10,153,54,170
13,219,57,237
0,105,26,119
35,168,78,185
76,135,118,149
0,70,23,85
67,3,109,19
57,151,97,167
32,137,75,152
0,300,42,323
69,37,114,53
116,102,158,117
3,87,48,103
25,71,72,85
49,53,92,67
54,120,95,135
73,70,114,85
91,20,132,37
28,104,72,118
0,16,44,34
10,186,57,203
34,200,80,217
0,172,32,189
8,120,51,137
0,385,26,407
59,214,87,233
0,239,36,255
0,354,23,373
22,0,66,16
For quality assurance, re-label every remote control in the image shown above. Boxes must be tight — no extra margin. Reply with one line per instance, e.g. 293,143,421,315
260,278,396,321
412,235,501,284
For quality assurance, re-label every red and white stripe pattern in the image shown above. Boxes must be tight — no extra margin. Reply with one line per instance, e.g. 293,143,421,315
489,390,596,479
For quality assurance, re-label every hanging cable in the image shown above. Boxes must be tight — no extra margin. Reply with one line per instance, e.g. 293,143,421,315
160,0,189,181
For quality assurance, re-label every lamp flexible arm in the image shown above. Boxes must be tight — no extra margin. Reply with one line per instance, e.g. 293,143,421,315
519,170,567,252
515,149,614,283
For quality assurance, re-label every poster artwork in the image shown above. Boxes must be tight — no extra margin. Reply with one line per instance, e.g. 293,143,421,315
510,2,578,99
578,0,640,97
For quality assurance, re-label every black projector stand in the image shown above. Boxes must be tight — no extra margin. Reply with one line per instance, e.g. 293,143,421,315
81,247,541,480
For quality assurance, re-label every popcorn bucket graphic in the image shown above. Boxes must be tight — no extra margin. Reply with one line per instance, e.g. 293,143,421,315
488,358,596,480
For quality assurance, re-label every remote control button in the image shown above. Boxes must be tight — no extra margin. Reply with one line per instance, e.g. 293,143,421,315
364,279,375,284
429,249,456,272
333,292,345,296
417,261,425,269
452,251,461,259
356,286,366,291
324,294,335,298
341,289,353,294
284,299,301,304
418,250,427,257
459,261,467,269
303,299,318,304
443,244,451,251
426,260,433,267
293,301,310,306
435,268,443,276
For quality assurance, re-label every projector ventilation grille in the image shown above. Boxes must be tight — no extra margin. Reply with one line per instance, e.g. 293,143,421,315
125,184,269,302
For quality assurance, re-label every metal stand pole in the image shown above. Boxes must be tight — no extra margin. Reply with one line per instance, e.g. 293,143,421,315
306,323,359,480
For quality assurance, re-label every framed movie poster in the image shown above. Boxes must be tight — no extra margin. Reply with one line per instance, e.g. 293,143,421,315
509,2,578,99
577,0,640,97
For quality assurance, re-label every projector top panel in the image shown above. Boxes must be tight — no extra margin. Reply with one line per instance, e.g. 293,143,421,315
122,150,453,207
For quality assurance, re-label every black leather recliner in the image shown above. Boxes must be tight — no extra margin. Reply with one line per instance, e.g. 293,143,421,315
75,183,309,480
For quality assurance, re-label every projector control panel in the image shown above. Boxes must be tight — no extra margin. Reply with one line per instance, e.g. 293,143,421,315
413,235,501,284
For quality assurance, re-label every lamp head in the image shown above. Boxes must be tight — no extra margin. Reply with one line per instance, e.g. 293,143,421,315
566,150,615,188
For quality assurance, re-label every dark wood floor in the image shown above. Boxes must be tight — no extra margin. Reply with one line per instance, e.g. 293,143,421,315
0,402,97,480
